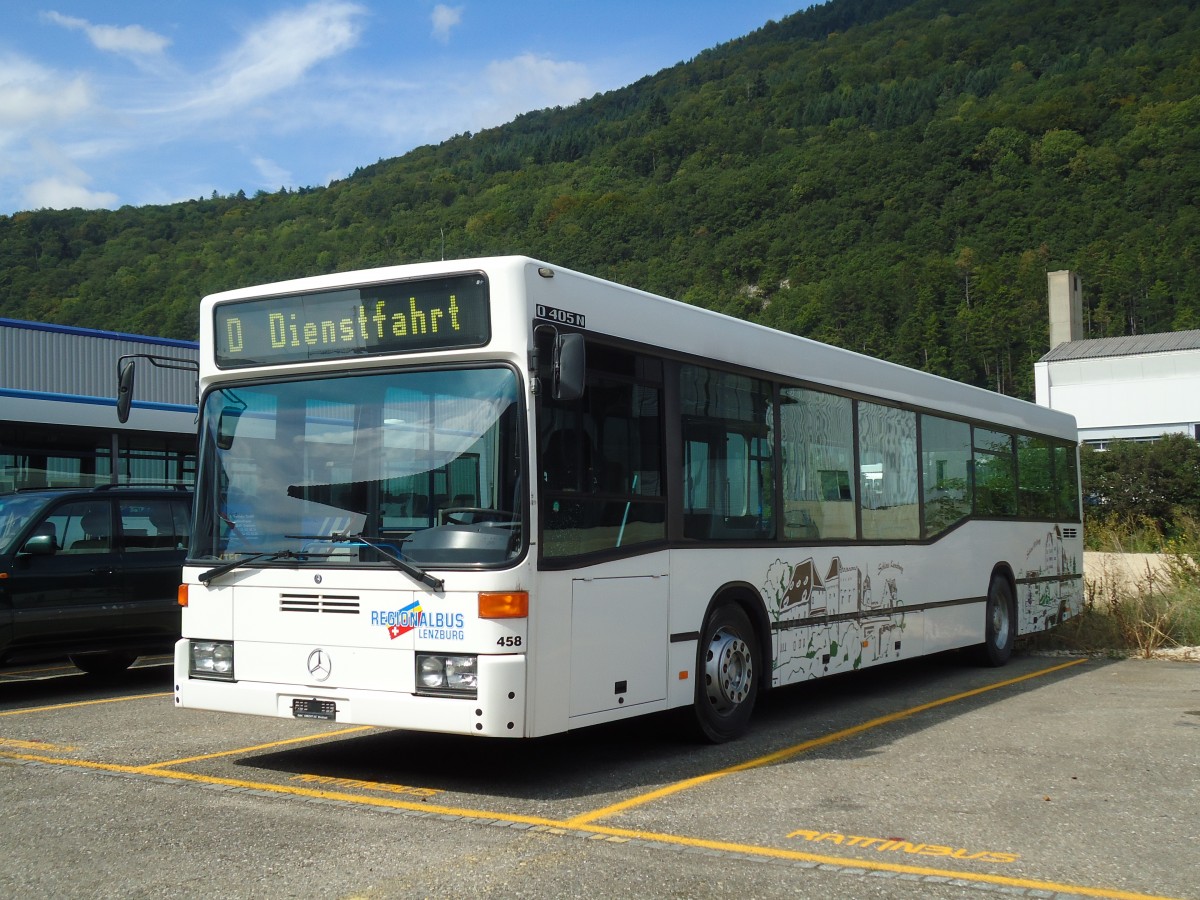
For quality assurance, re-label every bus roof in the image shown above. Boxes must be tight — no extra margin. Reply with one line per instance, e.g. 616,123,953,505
201,255,1077,442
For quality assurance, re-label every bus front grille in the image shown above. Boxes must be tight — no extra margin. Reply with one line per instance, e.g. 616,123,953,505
279,593,361,615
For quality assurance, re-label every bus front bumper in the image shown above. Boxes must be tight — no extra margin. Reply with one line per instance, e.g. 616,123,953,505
172,639,527,737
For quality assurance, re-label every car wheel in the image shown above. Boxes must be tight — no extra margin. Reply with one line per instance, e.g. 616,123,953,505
69,651,139,676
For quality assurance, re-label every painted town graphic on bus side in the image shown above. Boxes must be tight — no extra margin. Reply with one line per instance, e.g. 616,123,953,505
1018,526,1083,632
762,555,906,685
761,528,1082,687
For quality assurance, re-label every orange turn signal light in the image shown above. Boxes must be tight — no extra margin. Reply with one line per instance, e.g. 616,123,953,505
479,591,528,619
178,584,189,607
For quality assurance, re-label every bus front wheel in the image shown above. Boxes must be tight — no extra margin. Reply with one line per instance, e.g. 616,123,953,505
975,575,1015,667
694,603,760,743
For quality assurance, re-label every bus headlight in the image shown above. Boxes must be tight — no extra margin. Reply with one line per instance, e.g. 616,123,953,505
190,640,235,680
415,654,477,697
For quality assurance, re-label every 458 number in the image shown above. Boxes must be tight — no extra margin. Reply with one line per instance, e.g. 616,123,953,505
496,635,523,648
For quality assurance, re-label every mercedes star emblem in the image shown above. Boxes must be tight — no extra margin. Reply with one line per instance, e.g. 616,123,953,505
307,648,332,682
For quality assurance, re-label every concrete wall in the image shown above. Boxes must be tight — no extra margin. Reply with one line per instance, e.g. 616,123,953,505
1083,551,1175,598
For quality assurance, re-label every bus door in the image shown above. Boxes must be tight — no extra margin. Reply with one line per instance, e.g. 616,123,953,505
569,574,669,718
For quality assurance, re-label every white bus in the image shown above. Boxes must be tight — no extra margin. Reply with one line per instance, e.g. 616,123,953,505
163,256,1081,742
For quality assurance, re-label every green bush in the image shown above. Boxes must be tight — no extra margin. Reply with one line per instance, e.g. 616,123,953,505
1082,436,1200,547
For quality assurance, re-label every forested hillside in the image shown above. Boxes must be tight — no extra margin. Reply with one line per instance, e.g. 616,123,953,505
2,0,1197,400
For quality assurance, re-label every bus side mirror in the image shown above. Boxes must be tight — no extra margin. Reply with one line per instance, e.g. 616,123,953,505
554,333,585,401
116,358,136,423
217,407,243,450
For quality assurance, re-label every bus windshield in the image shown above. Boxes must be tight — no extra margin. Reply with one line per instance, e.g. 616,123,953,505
191,366,523,569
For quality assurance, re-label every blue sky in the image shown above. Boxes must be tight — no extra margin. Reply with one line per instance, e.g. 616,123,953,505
0,1,804,215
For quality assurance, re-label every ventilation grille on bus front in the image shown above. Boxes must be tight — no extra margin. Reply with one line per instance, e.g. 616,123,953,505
279,594,361,614
1061,527,1079,540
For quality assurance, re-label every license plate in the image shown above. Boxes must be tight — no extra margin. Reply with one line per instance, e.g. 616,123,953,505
292,698,336,720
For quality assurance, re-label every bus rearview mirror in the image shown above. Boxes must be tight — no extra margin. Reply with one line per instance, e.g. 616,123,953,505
217,407,243,450
116,359,136,423
554,333,585,401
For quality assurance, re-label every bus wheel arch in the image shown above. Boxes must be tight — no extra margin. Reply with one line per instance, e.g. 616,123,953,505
974,566,1016,667
692,586,766,743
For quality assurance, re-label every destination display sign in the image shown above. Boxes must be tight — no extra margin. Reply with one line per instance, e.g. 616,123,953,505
213,273,490,368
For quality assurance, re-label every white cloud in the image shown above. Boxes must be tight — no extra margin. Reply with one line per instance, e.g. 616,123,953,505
483,53,593,107
431,5,463,43
307,51,597,158
172,1,366,117
43,11,171,60
23,176,118,211
252,155,292,189
0,55,93,135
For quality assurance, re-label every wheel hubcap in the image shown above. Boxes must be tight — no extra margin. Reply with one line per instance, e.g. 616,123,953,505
704,627,753,714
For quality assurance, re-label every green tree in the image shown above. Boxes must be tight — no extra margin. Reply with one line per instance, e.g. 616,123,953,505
1082,435,1200,537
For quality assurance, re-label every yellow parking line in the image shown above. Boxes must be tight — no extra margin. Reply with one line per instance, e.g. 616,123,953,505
0,663,77,677
3,750,563,827
567,658,1090,826
0,692,173,717
0,737,78,753
1,742,1177,900
143,725,377,769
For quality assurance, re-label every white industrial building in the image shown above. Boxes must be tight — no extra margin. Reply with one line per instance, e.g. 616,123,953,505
1,318,198,490
1034,271,1200,447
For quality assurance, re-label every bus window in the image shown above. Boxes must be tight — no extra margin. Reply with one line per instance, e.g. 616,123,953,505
858,401,918,540
539,348,665,559
679,365,774,541
779,387,855,540
921,414,971,537
973,427,1017,517
1054,441,1081,521
1017,434,1056,518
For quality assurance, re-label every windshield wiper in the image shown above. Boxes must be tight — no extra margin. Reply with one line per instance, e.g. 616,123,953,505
289,532,444,591
199,550,304,586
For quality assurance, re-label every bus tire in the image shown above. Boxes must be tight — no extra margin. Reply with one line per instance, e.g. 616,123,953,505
693,603,759,743
974,575,1015,667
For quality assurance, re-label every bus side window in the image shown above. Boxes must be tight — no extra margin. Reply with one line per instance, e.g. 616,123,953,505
780,387,856,541
542,426,594,493
679,365,774,542
920,414,972,537
973,427,1017,517
538,346,666,558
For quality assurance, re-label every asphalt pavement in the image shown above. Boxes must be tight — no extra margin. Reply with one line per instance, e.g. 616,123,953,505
1,651,1196,899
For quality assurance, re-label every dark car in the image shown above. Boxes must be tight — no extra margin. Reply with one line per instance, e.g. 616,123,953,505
0,485,191,675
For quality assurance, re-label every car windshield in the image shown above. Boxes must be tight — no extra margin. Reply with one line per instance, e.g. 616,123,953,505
192,366,524,569
0,494,50,555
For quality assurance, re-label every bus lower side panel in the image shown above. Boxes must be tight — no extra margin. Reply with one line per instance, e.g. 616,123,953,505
769,603,984,688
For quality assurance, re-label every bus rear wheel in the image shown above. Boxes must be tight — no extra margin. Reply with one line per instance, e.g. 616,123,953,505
694,603,759,743
974,575,1015,667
